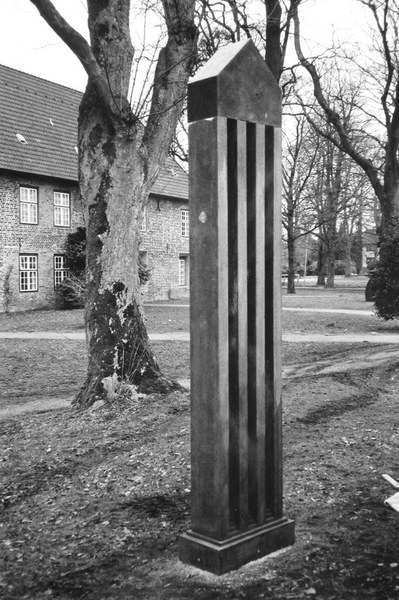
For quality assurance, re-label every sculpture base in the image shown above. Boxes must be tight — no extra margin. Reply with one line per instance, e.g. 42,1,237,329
179,518,295,575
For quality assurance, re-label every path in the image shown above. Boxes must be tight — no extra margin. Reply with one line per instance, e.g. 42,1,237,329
1,305,398,421
2,340,398,422
1,330,399,343
0,397,73,421
1,343,398,423
283,307,374,316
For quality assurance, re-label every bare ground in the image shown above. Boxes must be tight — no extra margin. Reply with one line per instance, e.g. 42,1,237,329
1,293,399,599
1,362,399,599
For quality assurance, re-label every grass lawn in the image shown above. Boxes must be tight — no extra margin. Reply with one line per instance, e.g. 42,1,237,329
1,291,399,599
0,340,87,408
0,309,85,333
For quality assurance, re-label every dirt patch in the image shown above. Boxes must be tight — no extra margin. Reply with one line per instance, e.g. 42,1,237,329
1,371,399,599
2,303,399,598
283,344,399,378
282,310,399,335
0,340,87,409
0,398,72,421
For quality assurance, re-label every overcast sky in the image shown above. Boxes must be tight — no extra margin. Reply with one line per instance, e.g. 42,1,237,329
0,0,370,92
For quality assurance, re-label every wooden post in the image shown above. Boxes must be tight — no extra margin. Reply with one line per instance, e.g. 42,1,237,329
179,39,295,575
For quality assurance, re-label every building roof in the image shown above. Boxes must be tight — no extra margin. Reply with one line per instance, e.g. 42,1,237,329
151,156,188,200
0,63,188,199
0,64,80,182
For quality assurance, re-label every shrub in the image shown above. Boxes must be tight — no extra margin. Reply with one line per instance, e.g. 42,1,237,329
306,261,318,275
55,227,86,310
334,260,356,276
138,256,152,286
65,226,86,276
56,227,152,309
334,261,346,276
55,274,85,309
370,222,399,320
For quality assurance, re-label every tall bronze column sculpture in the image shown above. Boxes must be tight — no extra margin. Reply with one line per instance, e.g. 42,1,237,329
179,39,295,574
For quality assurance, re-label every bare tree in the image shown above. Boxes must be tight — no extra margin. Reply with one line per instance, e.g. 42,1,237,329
293,0,399,232
282,114,320,292
170,0,297,169
194,0,297,83
306,125,372,288
29,0,197,408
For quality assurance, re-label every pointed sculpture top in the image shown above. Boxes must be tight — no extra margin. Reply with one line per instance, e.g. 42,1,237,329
188,39,281,126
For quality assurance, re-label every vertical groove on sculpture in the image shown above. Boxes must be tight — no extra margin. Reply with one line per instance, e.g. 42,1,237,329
246,121,258,525
264,125,275,513
227,118,240,531
237,120,249,529
272,127,283,519
217,117,230,538
255,123,266,524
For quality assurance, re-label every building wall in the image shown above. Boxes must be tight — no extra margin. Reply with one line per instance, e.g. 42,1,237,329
0,172,189,312
140,195,190,300
0,172,82,312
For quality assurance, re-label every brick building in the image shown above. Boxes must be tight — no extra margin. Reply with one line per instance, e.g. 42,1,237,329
0,64,189,312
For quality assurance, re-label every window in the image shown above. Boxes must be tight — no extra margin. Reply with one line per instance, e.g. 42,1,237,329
54,192,70,227
179,255,189,286
54,255,69,287
19,254,38,292
20,186,38,224
181,209,189,237
140,207,147,232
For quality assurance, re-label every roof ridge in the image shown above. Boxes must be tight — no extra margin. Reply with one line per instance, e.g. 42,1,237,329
0,63,84,95
0,63,188,198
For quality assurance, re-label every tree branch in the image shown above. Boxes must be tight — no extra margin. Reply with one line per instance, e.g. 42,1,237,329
142,0,197,184
292,1,385,203
265,0,283,81
29,0,130,120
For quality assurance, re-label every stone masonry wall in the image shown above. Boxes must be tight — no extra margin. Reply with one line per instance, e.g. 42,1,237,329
139,195,190,301
0,172,82,312
0,172,189,312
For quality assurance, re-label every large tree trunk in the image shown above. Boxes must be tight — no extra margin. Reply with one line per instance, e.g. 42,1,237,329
324,214,337,289
344,237,352,277
286,214,296,294
342,209,352,277
325,241,335,288
317,240,326,286
28,0,197,408
324,141,341,289
382,174,399,234
73,87,181,408
265,0,283,81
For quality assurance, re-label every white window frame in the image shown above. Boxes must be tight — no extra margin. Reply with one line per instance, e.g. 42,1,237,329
179,255,189,286
20,186,38,224
181,209,189,237
140,207,147,232
54,255,69,288
19,254,38,292
54,192,70,227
